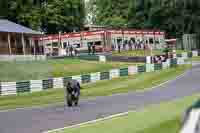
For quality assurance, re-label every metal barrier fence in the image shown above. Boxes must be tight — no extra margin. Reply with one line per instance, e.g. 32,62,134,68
0,55,46,62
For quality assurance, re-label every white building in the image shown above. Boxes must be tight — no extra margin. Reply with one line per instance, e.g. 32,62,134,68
37,29,166,56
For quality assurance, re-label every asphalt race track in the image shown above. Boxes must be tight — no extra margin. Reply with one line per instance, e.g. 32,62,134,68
0,63,200,133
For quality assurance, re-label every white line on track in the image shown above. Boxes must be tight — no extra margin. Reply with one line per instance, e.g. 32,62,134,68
43,111,129,133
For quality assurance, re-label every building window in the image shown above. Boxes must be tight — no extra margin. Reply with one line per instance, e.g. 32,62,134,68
46,43,51,47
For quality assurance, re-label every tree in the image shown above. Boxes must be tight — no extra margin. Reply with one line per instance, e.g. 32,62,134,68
91,0,130,27
42,0,85,33
1,0,85,33
92,0,200,37
0,0,9,17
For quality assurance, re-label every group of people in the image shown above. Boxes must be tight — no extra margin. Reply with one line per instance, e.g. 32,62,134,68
65,43,97,57
88,43,96,55
112,39,151,53
153,46,173,63
153,55,167,64
66,45,79,57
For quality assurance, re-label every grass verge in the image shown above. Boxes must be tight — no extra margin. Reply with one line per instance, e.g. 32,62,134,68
0,65,190,110
189,56,200,61
55,94,199,133
0,59,138,82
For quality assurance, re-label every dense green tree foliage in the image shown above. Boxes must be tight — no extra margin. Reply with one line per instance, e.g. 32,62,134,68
91,0,200,37
0,0,85,34
1,0,200,37
89,0,130,27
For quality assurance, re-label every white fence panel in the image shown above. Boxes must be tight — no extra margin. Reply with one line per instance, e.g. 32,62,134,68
177,58,185,65
128,66,138,75
72,75,82,84
91,72,101,83
182,52,188,59
192,51,198,57
53,77,64,89
146,56,152,64
1,82,16,96
99,55,106,62
30,80,43,92
146,64,154,72
162,59,170,69
109,69,120,79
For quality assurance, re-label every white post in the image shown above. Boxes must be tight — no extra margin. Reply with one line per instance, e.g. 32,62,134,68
153,32,155,50
22,33,26,55
51,39,53,56
146,56,152,64
42,38,45,55
59,31,61,48
30,37,36,55
14,35,17,54
152,31,156,57
29,37,32,54
58,32,61,50
33,38,36,56
8,33,12,55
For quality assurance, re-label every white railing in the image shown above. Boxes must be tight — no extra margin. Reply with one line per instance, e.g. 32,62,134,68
0,55,46,62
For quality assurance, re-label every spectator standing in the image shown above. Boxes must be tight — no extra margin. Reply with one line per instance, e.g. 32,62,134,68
111,43,115,51
92,43,96,55
69,45,73,57
88,43,91,55
123,41,126,51
66,44,69,56
128,40,132,51
74,48,79,56
117,43,121,53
